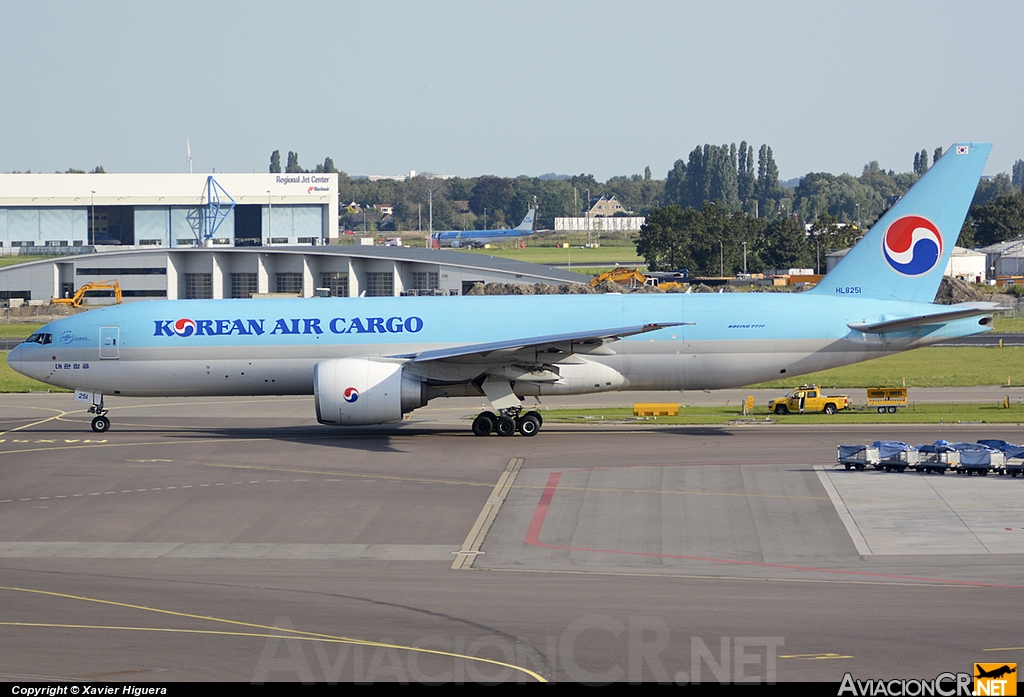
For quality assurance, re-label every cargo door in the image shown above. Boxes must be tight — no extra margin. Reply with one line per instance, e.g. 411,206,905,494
99,326,119,359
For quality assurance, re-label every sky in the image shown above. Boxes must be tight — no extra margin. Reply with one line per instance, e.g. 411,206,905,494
1,0,1021,182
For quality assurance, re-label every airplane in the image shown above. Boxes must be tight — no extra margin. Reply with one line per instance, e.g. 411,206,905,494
430,208,535,248
9,143,999,437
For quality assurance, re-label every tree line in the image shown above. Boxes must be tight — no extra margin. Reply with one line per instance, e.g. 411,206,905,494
264,146,1024,270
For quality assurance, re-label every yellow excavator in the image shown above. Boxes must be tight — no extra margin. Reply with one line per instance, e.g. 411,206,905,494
589,268,649,288
51,280,123,307
589,268,689,291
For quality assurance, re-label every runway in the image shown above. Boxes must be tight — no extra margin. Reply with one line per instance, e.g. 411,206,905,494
0,393,1022,683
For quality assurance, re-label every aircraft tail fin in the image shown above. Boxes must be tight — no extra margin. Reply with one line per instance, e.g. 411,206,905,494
517,208,536,231
809,143,990,303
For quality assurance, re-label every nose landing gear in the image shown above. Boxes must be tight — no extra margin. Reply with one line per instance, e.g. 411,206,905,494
87,394,110,433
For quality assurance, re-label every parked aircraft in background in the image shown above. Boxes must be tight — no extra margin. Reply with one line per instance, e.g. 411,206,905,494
9,144,997,437
430,209,535,248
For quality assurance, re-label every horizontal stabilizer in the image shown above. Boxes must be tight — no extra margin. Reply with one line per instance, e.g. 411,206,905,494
392,322,683,363
847,302,1000,334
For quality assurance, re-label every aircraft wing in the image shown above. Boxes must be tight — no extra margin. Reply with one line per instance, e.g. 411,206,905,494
847,302,1001,334
391,322,683,363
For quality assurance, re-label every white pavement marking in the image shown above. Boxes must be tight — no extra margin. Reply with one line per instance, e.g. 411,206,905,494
452,457,523,570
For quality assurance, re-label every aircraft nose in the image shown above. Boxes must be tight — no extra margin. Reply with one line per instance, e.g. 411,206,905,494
7,343,49,381
7,344,24,375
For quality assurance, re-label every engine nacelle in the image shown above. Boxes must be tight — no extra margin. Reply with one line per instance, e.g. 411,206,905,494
314,358,427,426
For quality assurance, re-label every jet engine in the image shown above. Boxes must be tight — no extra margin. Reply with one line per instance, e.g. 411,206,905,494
314,358,428,426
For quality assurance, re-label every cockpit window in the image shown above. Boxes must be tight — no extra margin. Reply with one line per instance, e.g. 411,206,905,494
24,333,52,345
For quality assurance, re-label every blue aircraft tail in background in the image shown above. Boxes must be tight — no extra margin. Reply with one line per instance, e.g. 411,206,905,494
810,143,990,304
516,208,536,231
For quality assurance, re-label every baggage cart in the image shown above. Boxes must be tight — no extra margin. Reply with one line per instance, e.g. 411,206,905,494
837,444,878,471
913,443,958,474
873,440,919,472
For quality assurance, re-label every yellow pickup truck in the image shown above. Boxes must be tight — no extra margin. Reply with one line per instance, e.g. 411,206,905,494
769,385,850,415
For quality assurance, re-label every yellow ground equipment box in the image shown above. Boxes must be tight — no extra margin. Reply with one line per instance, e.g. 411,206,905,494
866,387,908,414
633,403,679,416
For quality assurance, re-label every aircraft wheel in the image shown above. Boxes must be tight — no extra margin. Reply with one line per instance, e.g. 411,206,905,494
517,414,541,437
471,413,495,437
824,404,837,415
523,410,543,427
495,416,517,437
91,415,110,433
774,405,788,415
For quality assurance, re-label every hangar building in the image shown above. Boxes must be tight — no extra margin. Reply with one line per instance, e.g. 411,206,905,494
0,247,590,303
0,172,338,248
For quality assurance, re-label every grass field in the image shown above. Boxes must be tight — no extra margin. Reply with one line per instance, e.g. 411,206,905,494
461,245,642,266
752,346,1024,389
543,402,1024,426
994,316,1024,332
0,323,43,338
0,255,49,269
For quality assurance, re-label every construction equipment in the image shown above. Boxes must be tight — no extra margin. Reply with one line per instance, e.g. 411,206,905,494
589,268,689,291
52,280,123,307
589,268,649,288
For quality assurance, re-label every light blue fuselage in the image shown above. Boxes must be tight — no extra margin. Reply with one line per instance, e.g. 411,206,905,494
7,292,989,398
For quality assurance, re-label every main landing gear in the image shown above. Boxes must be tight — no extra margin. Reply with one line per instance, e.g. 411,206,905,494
471,407,543,437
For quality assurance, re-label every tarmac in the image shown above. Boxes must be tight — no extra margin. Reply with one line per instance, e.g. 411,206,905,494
0,391,1021,683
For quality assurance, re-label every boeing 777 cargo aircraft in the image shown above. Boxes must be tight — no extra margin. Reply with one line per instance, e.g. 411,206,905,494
9,144,997,436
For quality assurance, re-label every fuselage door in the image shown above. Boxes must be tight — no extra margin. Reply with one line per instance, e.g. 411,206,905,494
99,326,120,359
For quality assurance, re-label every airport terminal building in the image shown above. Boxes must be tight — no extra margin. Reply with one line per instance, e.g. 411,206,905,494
0,172,338,248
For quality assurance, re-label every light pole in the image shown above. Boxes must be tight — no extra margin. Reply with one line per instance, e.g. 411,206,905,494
90,190,95,246
585,188,591,247
742,241,748,275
